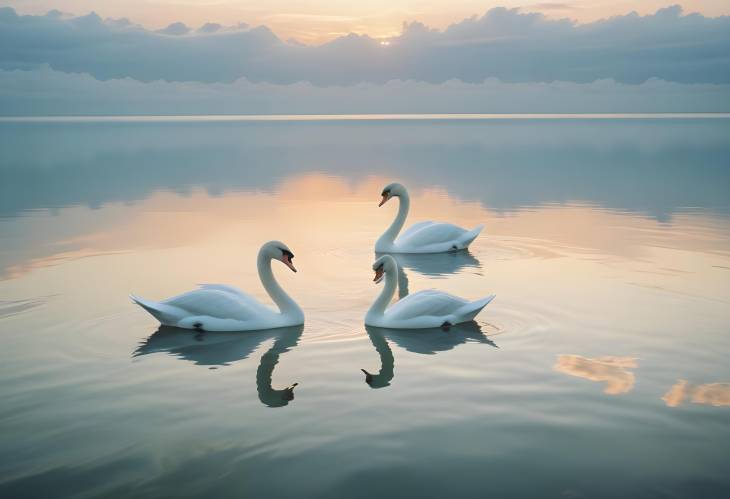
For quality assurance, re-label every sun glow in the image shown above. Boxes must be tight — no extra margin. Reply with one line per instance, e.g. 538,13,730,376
4,1,730,44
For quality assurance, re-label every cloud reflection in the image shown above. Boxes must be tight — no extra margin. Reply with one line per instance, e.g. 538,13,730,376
662,379,730,408
3,164,730,285
554,355,637,394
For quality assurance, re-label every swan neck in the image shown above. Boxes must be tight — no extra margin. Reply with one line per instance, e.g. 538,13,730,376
257,253,302,318
366,268,397,320
379,191,410,246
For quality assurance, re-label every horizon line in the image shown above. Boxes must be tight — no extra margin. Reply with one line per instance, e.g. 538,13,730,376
2,113,730,123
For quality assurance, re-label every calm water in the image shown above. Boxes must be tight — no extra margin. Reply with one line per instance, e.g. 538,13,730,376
1,117,729,498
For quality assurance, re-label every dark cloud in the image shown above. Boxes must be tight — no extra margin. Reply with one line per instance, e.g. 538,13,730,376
0,5,728,84
1,65,727,116
197,23,221,34
156,22,190,36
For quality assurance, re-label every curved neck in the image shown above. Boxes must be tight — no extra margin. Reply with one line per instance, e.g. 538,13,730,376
366,268,397,319
364,328,395,388
256,327,302,407
378,192,409,246
257,253,302,317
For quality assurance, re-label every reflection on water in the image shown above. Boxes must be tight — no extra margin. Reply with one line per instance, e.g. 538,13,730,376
1,118,730,499
0,297,51,319
361,327,394,389
383,251,482,298
135,325,303,407
1,171,729,287
388,251,481,278
362,323,497,388
663,379,730,408
1,119,730,222
554,355,638,395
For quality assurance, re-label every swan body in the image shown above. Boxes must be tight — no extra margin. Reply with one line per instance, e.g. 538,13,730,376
130,241,304,332
365,255,494,329
375,183,483,253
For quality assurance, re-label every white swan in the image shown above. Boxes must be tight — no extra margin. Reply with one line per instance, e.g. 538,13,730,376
375,182,484,253
365,255,494,329
130,241,304,332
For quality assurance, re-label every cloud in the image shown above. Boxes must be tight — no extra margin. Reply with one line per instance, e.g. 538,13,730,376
0,6,729,85
1,66,729,116
156,21,191,36
197,22,221,34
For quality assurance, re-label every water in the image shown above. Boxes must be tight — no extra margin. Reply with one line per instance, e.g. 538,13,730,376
1,116,729,498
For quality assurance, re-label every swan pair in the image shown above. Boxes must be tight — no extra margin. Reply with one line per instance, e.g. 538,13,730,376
131,183,494,332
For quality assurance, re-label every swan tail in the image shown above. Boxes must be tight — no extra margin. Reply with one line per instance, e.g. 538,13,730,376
129,294,180,326
458,224,484,249
456,294,495,322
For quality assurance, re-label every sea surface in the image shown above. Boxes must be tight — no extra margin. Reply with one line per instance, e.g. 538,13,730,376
1,115,729,498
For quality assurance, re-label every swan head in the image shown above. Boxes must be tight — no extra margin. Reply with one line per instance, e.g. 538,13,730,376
262,240,297,273
372,254,397,284
378,182,406,207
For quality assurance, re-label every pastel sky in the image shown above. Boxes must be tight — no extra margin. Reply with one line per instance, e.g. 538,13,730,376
1,2,729,114
3,0,729,43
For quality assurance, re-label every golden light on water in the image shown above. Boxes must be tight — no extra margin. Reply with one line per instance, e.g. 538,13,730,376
4,172,730,282
554,355,638,394
663,379,730,407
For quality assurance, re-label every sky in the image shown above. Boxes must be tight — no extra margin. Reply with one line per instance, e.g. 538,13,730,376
1,2,729,114
3,0,730,44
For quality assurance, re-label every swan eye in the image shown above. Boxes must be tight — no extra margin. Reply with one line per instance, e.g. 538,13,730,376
381,189,390,196
280,249,294,260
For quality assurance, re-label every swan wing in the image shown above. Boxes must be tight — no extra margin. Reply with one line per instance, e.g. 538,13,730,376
398,220,436,239
196,284,271,311
196,284,259,304
163,288,272,321
396,222,470,248
385,289,468,321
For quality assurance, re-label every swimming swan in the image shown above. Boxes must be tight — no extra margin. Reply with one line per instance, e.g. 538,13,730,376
130,241,304,331
365,255,494,329
375,182,484,253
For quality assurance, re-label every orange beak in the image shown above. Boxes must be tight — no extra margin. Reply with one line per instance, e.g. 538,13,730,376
282,255,297,272
373,268,384,282
378,193,389,207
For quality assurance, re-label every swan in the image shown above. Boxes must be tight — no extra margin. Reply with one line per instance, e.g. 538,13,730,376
365,255,495,329
375,182,484,253
130,241,304,332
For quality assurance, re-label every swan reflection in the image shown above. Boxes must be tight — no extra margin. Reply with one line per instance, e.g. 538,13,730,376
378,251,482,298
362,322,497,389
554,355,637,395
662,379,730,408
134,325,303,407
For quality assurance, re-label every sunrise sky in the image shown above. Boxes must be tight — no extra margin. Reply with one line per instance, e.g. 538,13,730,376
4,0,730,43
2,1,729,114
